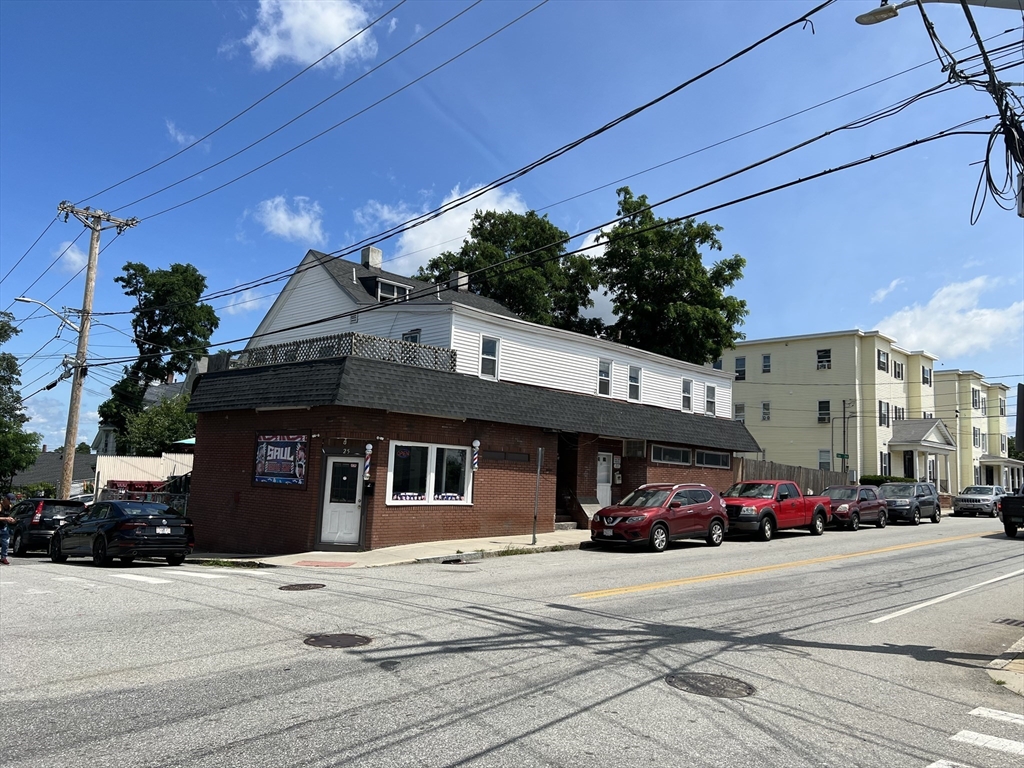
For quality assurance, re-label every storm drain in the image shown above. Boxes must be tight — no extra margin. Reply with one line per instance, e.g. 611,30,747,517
993,617,1024,628
279,583,326,591
666,673,755,699
304,634,372,649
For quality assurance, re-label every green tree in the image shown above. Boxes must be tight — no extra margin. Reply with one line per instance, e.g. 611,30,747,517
595,187,748,364
120,394,196,458
417,210,603,335
0,311,41,492
1009,436,1023,462
76,442,91,454
98,262,218,448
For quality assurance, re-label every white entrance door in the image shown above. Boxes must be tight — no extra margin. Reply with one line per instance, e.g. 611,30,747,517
597,452,613,508
321,457,363,545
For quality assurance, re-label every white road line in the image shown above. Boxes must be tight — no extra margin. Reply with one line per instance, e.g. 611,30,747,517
53,576,109,589
25,589,53,594
925,760,973,768
171,571,230,580
950,730,1024,756
870,569,1024,624
969,707,1024,726
108,573,172,585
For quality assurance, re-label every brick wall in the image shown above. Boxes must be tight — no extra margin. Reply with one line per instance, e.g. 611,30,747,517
191,406,558,553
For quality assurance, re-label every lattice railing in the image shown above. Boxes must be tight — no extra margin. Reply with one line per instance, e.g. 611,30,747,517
238,332,456,372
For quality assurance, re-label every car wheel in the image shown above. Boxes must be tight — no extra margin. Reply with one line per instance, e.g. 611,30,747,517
92,537,111,567
810,512,825,536
11,530,26,556
911,509,921,526
1006,523,1019,539
989,510,997,518
706,520,724,547
848,513,860,532
648,524,668,553
931,508,941,524
120,557,135,565
758,516,774,542
49,536,68,564
876,511,887,529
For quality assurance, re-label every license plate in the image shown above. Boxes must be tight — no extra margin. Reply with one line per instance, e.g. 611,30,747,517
58,519,66,526
156,526,171,534
603,528,613,536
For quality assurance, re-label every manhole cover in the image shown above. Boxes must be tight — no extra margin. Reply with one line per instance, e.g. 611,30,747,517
279,583,326,591
665,673,755,698
304,633,372,648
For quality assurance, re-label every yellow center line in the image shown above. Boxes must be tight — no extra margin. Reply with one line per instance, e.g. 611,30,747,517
573,532,989,599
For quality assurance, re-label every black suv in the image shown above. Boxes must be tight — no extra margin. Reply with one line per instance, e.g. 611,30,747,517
877,482,940,525
9,498,87,555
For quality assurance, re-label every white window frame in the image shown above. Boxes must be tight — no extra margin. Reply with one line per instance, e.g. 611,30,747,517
981,395,987,415
972,388,980,409
651,444,692,465
999,398,1006,416
480,336,499,379
1001,434,1007,454
735,356,746,381
817,349,831,370
378,280,411,302
762,354,771,374
973,427,981,448
761,402,771,422
681,378,693,412
386,441,473,506
705,385,716,417
922,366,932,386
402,330,421,344
818,400,830,424
893,361,904,381
695,450,730,469
818,449,831,471
878,400,890,427
598,359,611,396
628,366,641,402
734,403,745,424
877,350,889,372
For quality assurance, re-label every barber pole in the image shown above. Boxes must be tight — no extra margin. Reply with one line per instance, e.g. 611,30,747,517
363,444,373,480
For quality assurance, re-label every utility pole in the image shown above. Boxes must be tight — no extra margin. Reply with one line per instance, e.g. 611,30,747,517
56,201,138,499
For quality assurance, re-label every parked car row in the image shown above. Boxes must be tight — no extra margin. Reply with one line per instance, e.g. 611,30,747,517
7,497,194,566
590,479,948,551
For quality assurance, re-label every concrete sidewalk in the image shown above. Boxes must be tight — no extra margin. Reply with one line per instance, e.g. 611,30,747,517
190,528,593,569
987,635,1024,697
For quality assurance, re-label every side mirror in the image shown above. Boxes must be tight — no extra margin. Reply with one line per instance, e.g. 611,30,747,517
669,501,682,509
777,493,789,502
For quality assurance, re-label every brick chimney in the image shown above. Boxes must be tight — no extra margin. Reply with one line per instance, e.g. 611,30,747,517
43,444,48,453
448,270,469,292
361,246,382,270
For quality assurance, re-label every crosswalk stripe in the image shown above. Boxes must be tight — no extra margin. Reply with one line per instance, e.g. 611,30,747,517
53,576,109,589
108,573,172,585
926,760,972,768
171,570,230,580
25,589,53,594
969,706,1024,725
950,730,1024,756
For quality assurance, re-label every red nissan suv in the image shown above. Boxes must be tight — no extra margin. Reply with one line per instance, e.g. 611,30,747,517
590,483,728,552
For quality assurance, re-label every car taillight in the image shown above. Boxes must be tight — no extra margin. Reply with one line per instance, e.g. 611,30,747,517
30,502,43,526
120,521,147,531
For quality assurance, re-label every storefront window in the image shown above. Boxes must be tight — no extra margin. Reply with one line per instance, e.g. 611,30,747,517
389,442,471,504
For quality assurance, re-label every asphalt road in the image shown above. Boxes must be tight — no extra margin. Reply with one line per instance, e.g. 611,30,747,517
1,515,1022,768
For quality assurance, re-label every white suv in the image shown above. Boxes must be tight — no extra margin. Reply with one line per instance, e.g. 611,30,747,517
952,486,1006,517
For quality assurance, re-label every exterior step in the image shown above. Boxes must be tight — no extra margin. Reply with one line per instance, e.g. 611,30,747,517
555,520,580,530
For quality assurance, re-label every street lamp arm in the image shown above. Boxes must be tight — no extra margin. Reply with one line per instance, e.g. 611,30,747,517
856,0,1023,25
14,296,81,333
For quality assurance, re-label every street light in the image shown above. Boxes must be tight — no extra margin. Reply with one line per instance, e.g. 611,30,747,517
14,297,80,333
856,0,1024,25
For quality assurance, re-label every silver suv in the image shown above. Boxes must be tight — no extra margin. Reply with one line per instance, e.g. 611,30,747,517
952,485,1006,518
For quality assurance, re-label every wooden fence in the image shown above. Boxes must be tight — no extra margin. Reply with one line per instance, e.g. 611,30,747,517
734,458,848,494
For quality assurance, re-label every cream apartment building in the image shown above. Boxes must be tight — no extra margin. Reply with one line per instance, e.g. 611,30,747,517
935,370,1022,491
723,330,962,490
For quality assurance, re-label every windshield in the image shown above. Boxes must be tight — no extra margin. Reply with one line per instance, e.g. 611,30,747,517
121,502,183,517
617,489,670,508
961,486,994,495
824,488,857,501
40,503,85,516
724,483,776,499
879,484,914,499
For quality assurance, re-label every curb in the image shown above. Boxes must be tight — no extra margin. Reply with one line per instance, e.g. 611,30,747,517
986,635,1024,697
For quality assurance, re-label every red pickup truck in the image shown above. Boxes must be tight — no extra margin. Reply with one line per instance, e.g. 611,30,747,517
721,480,831,541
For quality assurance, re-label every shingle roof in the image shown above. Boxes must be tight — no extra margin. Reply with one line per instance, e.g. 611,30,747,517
189,356,760,453
311,250,521,319
12,452,97,487
891,418,955,447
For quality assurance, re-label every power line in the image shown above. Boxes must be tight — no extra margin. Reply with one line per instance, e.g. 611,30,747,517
4,229,86,316
76,0,408,205
0,217,56,287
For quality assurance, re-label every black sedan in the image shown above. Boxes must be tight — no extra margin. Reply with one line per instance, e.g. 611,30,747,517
50,500,194,566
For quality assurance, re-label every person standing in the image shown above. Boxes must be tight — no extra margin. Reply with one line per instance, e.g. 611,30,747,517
0,492,15,565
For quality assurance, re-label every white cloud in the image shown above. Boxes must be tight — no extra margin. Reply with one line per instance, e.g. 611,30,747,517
55,240,87,274
165,119,196,147
254,195,327,246
223,288,277,316
388,17,397,35
876,276,1023,357
354,185,528,275
243,0,378,72
870,277,903,304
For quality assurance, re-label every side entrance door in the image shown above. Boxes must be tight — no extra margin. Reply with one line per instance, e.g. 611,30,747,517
320,458,363,546
596,453,612,508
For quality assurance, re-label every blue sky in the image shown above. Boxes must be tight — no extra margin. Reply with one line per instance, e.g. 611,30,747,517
1,0,1021,452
